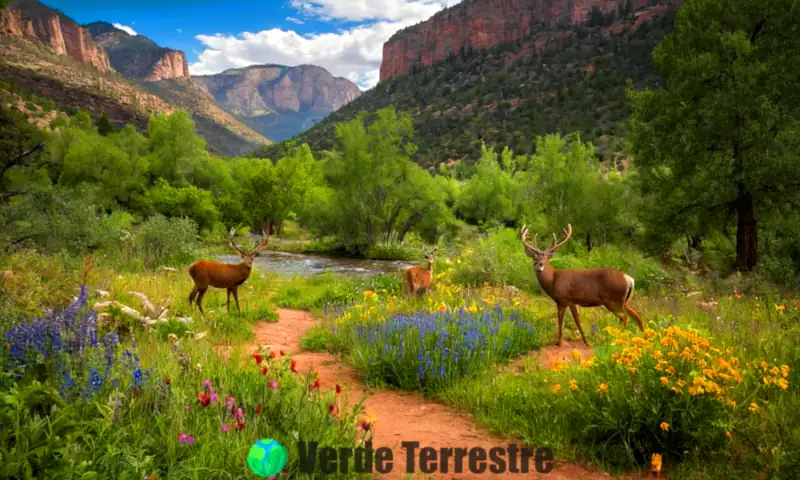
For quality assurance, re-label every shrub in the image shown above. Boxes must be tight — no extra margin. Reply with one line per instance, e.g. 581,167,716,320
132,215,198,269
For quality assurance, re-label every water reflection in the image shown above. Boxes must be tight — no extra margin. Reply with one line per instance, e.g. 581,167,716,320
219,250,414,277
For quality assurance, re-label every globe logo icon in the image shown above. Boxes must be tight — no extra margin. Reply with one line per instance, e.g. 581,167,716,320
247,438,288,477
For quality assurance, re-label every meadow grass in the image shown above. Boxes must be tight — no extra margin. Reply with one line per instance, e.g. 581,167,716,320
3,238,799,479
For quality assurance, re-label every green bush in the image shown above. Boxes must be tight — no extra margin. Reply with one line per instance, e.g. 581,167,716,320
132,215,198,269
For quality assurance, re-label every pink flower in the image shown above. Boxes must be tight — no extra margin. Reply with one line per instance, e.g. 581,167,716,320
268,380,280,389
221,424,229,432
237,407,244,419
210,392,218,403
225,396,234,408
187,435,195,444
184,404,190,413
202,380,212,389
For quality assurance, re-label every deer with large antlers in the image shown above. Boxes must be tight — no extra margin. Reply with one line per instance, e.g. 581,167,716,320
520,223,643,347
403,246,438,296
187,224,271,317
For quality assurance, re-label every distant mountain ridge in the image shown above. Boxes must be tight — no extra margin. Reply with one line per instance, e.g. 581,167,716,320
258,0,679,168
0,0,270,156
84,21,190,82
192,64,361,142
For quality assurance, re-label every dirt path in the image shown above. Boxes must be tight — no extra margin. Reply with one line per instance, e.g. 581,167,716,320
229,309,646,480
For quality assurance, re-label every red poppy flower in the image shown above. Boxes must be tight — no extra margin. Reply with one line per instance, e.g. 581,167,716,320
291,360,297,373
166,377,172,385
256,404,262,414
252,353,263,365
280,350,285,357
335,384,342,394
262,367,268,376
197,392,211,407
311,379,320,390
270,351,276,359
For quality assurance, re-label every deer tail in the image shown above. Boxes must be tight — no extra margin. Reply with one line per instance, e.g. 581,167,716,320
623,274,635,302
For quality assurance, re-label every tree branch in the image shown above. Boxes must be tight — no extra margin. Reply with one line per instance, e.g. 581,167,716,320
749,19,766,45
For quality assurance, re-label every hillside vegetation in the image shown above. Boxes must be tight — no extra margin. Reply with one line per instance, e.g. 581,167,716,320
256,9,675,168
0,34,269,156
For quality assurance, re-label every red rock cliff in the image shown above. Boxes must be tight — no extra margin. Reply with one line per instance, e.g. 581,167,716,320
380,0,674,82
0,0,112,72
143,50,190,82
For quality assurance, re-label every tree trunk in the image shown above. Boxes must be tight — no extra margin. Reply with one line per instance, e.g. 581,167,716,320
734,192,758,271
586,231,593,252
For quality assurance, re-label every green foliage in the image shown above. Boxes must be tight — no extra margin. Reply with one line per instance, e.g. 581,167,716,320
627,0,800,272
130,214,198,269
456,144,518,227
318,107,453,252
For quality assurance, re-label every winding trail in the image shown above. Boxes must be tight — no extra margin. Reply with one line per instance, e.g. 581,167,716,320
221,309,648,480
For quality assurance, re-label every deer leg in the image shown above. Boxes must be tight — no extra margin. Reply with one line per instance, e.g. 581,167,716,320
569,304,591,348
189,286,198,309
226,289,231,313
195,288,207,318
232,288,241,313
624,303,645,332
557,305,567,347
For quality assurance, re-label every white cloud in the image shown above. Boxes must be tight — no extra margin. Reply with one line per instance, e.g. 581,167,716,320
113,23,137,36
285,16,304,25
189,0,462,90
177,28,184,34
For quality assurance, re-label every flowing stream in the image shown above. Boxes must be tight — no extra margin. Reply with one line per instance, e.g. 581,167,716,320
218,250,415,277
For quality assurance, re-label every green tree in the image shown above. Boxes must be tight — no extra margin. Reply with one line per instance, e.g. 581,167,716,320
1,105,48,202
456,144,518,227
627,0,800,271
146,111,206,186
95,112,115,136
322,106,449,250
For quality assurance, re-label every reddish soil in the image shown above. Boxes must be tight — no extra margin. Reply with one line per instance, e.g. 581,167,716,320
220,309,651,480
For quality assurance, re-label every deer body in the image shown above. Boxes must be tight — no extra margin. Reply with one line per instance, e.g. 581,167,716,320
188,225,270,317
521,224,643,347
403,246,437,296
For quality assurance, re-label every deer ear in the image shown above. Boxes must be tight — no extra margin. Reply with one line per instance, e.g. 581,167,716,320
546,251,555,258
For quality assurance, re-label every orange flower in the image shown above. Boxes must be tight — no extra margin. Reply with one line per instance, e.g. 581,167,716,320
660,377,669,385
651,453,662,473
726,431,733,439
660,422,670,432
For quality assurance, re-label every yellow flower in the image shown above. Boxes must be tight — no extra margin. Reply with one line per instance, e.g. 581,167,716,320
726,431,733,439
580,360,594,369
629,367,638,375
759,361,769,372
550,384,562,394
775,304,785,312
363,290,377,300
597,383,609,394
748,402,760,413
571,349,582,362
781,365,790,377
569,379,579,392
727,399,736,407
778,378,789,390
660,377,669,385
770,366,780,377
660,422,670,432
551,360,563,371
438,303,447,313
651,453,662,473
671,387,681,394
677,380,686,387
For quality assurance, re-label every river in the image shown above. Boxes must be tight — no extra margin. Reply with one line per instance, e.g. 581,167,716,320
218,250,416,277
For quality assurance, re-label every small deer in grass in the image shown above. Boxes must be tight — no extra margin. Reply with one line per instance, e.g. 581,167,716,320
403,246,438,296
520,223,643,347
188,224,271,317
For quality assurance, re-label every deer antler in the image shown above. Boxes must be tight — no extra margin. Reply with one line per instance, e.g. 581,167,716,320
546,224,573,254
248,222,271,255
520,225,545,256
228,227,247,256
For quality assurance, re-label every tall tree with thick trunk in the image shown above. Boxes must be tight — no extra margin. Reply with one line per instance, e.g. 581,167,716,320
628,0,800,271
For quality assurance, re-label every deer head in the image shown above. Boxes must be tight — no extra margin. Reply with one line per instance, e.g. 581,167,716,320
422,245,438,264
229,223,271,267
520,224,572,273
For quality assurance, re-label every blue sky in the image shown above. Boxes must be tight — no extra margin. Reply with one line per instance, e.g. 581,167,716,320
44,0,461,89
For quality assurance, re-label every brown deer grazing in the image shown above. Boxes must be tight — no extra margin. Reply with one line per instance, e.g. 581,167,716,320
520,223,643,347
403,246,438,296
188,224,271,317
